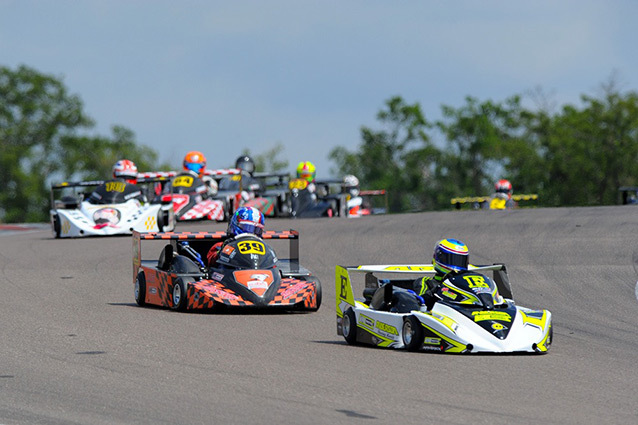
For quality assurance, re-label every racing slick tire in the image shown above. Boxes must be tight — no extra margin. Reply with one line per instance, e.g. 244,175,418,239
402,315,425,351
171,277,189,311
134,272,146,306
51,213,61,238
305,280,322,312
342,308,358,345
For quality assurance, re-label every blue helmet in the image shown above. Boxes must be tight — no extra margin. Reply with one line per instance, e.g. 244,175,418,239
227,206,265,237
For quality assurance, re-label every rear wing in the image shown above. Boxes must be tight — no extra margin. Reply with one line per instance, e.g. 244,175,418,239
132,230,301,280
137,168,241,180
337,263,512,300
51,178,169,208
347,264,504,274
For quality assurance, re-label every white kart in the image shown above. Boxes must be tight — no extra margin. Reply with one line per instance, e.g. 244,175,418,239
336,264,552,354
50,180,175,238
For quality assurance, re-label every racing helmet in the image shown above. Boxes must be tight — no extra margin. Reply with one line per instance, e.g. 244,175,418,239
112,159,138,184
344,174,360,197
183,151,207,177
495,179,513,198
235,155,255,176
296,161,316,183
227,206,265,237
433,238,469,274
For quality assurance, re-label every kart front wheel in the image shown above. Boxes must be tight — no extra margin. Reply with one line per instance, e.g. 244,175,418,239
134,272,146,306
171,278,188,311
402,315,424,351
342,308,358,345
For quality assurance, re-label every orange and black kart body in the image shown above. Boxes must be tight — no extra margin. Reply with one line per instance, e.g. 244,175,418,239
132,230,321,312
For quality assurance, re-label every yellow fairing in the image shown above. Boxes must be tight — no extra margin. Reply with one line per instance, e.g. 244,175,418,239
335,266,355,317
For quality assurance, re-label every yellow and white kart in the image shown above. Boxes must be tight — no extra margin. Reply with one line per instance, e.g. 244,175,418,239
336,264,552,354
50,180,175,238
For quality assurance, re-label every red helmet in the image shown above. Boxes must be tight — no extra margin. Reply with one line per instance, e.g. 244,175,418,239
112,159,138,184
183,151,207,177
495,179,513,197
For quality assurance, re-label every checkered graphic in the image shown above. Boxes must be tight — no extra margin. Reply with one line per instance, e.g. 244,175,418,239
180,199,225,221
269,278,318,308
154,269,173,308
188,280,253,309
138,168,240,179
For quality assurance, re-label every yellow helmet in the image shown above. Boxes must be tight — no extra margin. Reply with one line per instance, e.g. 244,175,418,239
296,161,316,183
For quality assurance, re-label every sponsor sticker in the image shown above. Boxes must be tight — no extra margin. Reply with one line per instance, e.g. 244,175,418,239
376,321,398,336
472,311,511,322
282,282,306,299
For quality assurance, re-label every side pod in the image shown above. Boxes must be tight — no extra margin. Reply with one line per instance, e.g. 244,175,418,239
335,265,355,336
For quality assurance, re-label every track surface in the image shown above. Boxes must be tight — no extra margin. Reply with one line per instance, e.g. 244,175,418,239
2,207,638,424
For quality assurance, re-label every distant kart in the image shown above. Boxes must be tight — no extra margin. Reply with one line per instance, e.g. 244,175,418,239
347,190,388,217
133,230,322,312
450,194,538,210
50,179,175,238
336,263,552,354
140,169,239,222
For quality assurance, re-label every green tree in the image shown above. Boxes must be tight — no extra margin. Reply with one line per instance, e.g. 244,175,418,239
0,64,165,222
435,96,523,199
330,96,436,212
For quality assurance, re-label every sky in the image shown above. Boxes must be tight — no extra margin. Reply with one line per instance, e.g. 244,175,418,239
2,1,637,178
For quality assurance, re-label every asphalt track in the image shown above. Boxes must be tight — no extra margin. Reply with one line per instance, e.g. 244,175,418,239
2,206,638,425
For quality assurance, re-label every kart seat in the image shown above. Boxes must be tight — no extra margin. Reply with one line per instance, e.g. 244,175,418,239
158,244,173,271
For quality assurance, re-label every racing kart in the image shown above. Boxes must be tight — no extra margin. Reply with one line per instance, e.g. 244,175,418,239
347,190,388,217
451,194,538,210
50,179,175,238
141,169,240,222
336,263,552,353
133,229,321,312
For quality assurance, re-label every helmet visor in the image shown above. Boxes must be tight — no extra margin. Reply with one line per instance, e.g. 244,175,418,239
436,249,468,271
185,162,204,174
238,220,264,237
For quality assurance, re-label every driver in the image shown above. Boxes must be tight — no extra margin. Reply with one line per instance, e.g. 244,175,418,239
109,159,146,203
369,238,469,311
207,206,265,266
490,179,515,209
414,238,469,309
173,151,218,197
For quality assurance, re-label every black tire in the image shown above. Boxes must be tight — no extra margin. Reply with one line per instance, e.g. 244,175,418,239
134,272,146,306
52,213,61,238
171,278,188,311
402,315,425,351
342,308,358,345
306,279,322,311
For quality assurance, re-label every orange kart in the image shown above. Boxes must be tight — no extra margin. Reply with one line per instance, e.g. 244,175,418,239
132,230,321,312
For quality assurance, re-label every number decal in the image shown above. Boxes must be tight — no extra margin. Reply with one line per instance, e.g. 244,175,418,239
462,275,489,288
173,176,194,187
105,182,126,192
288,178,308,190
237,241,266,255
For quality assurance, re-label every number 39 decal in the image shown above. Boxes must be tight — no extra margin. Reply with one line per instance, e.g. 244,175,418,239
237,241,266,255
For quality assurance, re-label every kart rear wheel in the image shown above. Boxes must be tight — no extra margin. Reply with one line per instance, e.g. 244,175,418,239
171,278,188,311
52,213,61,238
342,308,358,345
134,272,146,306
402,315,424,351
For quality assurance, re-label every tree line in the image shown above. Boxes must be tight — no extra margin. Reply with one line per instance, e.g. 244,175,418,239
330,81,638,212
2,64,637,222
